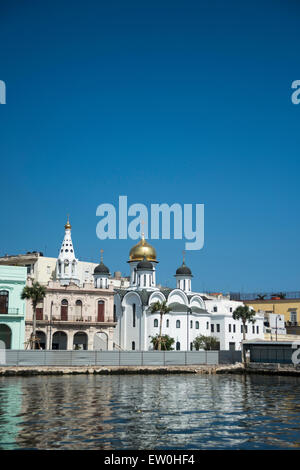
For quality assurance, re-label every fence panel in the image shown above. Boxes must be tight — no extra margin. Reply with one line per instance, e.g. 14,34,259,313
142,351,165,365
44,351,73,366
186,351,207,365
71,351,96,366
119,352,143,365
206,351,219,365
4,350,19,366
96,351,120,366
164,351,186,365
17,350,46,366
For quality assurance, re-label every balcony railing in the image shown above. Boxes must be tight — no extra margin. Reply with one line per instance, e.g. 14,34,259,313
0,308,19,315
35,315,113,323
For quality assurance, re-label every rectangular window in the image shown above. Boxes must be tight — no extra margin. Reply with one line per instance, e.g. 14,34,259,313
206,322,209,329
252,325,255,334
233,324,236,333
216,324,220,333
213,307,217,312
211,324,214,333
291,311,297,323
229,324,231,333
256,326,259,334
230,307,232,312
190,320,193,328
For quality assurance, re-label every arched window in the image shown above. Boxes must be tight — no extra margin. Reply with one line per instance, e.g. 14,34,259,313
144,275,146,287
132,341,135,350
176,341,180,351
190,320,193,328
113,304,117,322
0,290,9,314
61,299,68,320
154,319,158,327
75,300,82,318
196,321,199,329
132,303,136,327
176,320,180,328
166,319,169,328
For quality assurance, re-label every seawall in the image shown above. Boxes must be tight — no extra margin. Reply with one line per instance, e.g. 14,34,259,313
0,363,244,376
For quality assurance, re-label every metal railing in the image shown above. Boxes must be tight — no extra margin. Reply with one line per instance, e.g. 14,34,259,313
34,315,111,323
231,291,300,301
0,308,19,315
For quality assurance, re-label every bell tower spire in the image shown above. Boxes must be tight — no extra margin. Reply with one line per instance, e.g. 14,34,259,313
56,216,79,286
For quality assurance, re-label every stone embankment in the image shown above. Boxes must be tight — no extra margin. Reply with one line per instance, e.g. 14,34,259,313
0,363,244,376
246,363,300,376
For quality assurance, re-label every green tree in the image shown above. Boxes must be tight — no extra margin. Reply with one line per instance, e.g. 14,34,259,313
193,335,219,351
150,334,175,351
149,300,172,350
21,282,46,349
232,304,256,362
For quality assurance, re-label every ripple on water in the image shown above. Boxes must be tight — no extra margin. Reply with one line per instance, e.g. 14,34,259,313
1,374,300,449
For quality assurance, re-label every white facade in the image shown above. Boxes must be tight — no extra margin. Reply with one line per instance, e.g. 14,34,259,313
113,240,264,351
56,218,79,286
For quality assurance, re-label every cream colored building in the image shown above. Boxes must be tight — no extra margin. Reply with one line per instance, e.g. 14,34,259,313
25,277,115,350
0,218,128,350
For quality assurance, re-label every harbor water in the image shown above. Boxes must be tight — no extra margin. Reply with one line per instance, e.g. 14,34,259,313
0,374,300,450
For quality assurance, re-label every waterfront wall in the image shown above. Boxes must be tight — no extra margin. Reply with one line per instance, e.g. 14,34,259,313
1,349,241,367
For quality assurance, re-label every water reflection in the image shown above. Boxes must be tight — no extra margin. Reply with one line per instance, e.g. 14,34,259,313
0,374,300,449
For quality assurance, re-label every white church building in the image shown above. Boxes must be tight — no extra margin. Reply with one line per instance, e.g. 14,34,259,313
112,235,264,351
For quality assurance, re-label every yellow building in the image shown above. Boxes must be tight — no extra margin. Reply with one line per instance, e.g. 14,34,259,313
244,298,299,325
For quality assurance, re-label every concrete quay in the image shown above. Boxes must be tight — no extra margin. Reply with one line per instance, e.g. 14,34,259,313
0,363,245,376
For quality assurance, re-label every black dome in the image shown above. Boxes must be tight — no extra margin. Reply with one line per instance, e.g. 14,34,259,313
136,258,153,270
175,263,192,276
94,262,110,275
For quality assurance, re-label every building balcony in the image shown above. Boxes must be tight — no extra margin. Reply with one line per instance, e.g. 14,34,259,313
0,308,20,315
26,314,116,326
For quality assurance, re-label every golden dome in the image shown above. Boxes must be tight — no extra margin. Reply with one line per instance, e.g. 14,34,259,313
65,215,71,230
129,235,157,262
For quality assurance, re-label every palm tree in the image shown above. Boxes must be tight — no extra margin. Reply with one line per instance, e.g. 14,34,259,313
149,300,172,350
21,282,46,349
232,305,256,362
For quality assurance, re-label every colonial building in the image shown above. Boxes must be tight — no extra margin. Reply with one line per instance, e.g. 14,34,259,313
0,265,26,349
113,236,264,351
24,219,116,350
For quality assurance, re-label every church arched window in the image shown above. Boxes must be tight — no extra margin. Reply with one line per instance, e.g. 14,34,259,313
132,304,136,327
176,320,180,328
176,341,180,351
154,319,158,328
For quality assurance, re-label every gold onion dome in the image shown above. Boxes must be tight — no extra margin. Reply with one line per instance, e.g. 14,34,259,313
129,235,157,262
65,215,71,230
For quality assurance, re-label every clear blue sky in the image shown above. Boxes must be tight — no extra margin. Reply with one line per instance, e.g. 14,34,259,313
0,0,300,294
